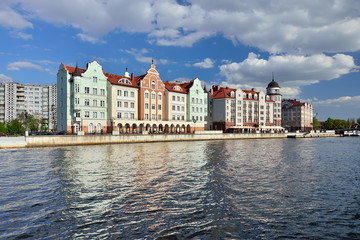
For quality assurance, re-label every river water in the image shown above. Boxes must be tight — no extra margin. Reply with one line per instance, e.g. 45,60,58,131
0,137,359,239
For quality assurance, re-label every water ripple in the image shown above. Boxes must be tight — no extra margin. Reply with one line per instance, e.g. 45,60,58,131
0,138,359,239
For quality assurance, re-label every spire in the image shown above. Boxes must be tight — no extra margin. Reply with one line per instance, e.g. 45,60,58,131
272,72,275,81
152,58,154,65
73,63,81,76
124,64,130,78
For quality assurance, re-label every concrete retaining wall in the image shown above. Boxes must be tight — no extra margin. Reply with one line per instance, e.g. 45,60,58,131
24,133,287,148
0,137,27,148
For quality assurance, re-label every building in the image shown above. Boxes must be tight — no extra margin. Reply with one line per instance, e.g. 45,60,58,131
208,77,283,133
57,61,108,133
57,61,206,134
282,99,314,131
0,82,57,130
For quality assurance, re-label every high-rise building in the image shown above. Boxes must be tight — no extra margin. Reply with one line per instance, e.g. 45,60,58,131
0,82,56,129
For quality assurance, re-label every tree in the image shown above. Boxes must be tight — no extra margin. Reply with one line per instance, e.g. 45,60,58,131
325,118,334,130
40,119,48,132
0,122,8,133
313,117,321,130
27,115,39,132
7,119,23,134
50,104,57,131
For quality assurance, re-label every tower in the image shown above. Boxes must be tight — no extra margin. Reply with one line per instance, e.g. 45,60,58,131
266,74,281,127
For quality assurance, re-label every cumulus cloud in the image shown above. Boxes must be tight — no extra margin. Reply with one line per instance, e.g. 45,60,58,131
7,61,51,72
193,58,215,68
219,52,358,97
2,0,358,53
0,73,13,83
314,96,360,107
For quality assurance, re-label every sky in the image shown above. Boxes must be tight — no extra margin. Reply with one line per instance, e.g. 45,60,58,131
0,0,359,121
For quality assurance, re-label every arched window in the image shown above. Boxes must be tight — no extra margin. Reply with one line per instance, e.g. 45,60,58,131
89,123,94,133
152,80,156,89
230,91,234,97
97,123,102,133
254,94,258,99
248,93,252,99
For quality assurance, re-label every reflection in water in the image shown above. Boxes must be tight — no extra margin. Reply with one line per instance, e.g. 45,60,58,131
0,138,359,239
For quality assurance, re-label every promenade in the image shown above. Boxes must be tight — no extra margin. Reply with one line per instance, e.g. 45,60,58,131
0,130,340,149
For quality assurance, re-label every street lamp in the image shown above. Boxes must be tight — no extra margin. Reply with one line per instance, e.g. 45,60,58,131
192,117,197,134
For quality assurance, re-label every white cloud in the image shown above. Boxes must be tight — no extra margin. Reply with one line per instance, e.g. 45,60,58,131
7,61,51,72
0,3,33,29
77,33,106,44
11,31,33,40
125,48,169,65
193,58,215,68
0,73,13,83
3,0,360,53
219,52,358,97
314,96,360,107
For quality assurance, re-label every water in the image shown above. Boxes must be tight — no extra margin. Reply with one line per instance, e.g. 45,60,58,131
0,137,359,239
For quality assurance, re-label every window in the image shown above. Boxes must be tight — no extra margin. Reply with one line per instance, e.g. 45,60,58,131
152,104,155,110
152,81,156,89
177,106,180,111
93,112,97,118
196,98,199,103
172,96,175,101
124,102,128,108
117,101,122,108
181,106,184,111
177,96,180,101
182,97,184,102
75,98,79,105
93,77,97,83
100,89,105,95
196,90,199,94
117,90,122,96
93,100,97,106
172,105,175,111
85,87,89,94
182,116,184,121
158,114,162,120
75,112,80,117
145,114,149,120
100,101,105,107
93,88,97,95
145,103,149,109
158,104,162,110
158,94,162,100
192,97,194,103
131,113,135,119
152,93,156,99
151,114,156,120
85,111,89,118
200,99,203,104
85,99,90,106
145,92,149,98
172,115,175,120
75,84,80,93
131,102,135,108
124,113,129,120
124,91,128,97
130,92,134,98
117,112,121,118
177,115,180,120
100,112,105,119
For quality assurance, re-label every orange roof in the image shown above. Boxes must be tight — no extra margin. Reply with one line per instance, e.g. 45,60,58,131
105,73,139,88
211,86,237,99
62,63,85,75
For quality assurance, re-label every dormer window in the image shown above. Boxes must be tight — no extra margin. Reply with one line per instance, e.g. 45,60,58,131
173,86,182,91
230,91,234,97
118,78,132,84
248,93,252,99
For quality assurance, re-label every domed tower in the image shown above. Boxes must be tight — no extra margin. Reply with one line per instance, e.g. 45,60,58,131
266,73,282,127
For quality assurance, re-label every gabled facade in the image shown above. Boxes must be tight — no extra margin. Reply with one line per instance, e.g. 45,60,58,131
164,81,188,121
187,78,207,128
57,61,108,133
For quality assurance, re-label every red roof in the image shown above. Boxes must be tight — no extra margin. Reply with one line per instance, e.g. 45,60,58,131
283,99,305,106
62,63,85,75
211,86,237,99
164,81,193,94
105,73,139,88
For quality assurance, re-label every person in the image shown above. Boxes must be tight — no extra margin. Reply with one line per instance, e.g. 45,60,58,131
101,129,103,135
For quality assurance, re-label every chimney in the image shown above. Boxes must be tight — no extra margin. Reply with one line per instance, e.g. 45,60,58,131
131,73,134,81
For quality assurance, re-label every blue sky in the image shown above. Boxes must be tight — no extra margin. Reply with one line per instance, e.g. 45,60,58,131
1,0,360,121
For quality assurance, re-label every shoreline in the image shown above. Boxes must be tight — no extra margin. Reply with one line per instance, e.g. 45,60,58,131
0,132,341,149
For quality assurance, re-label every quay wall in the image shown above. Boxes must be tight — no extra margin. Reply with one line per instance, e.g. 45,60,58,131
24,133,286,148
0,137,26,148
